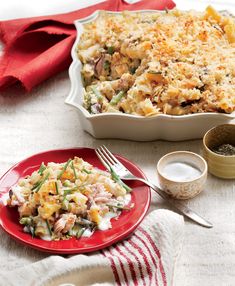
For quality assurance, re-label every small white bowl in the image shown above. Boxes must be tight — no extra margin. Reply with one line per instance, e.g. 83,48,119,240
157,151,208,199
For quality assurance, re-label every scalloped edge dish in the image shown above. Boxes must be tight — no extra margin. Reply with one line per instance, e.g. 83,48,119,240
66,10,235,142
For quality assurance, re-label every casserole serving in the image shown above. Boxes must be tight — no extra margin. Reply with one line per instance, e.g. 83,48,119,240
66,8,235,141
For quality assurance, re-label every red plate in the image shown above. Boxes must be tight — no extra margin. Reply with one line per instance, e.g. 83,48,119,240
0,148,150,254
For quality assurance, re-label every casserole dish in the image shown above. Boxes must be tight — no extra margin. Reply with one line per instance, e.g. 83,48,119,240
66,10,235,141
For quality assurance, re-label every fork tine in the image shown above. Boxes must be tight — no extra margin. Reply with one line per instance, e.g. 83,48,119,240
101,145,126,167
99,145,117,165
95,149,111,171
97,146,115,166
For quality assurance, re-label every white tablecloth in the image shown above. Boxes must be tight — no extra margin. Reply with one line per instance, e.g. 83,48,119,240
0,1,235,285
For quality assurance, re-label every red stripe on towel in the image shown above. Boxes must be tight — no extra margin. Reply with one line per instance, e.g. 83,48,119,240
121,241,146,286
135,232,159,286
128,237,153,285
138,227,167,286
115,244,138,286
109,246,129,286
101,249,121,286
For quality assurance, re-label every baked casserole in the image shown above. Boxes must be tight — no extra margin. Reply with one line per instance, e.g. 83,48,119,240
77,6,235,116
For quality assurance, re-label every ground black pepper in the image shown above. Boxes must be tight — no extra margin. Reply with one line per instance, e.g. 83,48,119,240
212,144,235,156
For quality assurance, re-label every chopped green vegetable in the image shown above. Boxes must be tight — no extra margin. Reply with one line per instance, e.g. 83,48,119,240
55,181,59,195
153,96,158,102
63,180,71,187
103,60,111,72
107,46,115,55
31,227,35,237
27,226,35,238
58,159,72,179
106,204,131,210
34,173,50,193
84,92,92,112
31,180,41,190
79,218,94,226
76,227,86,239
20,217,32,225
91,86,103,102
38,163,46,175
82,168,91,174
46,219,52,236
64,189,73,196
71,161,77,180
78,184,87,193
62,197,69,210
130,66,137,74
110,91,125,105
64,187,78,196
68,224,88,239
147,70,162,74
110,166,132,192
20,217,35,237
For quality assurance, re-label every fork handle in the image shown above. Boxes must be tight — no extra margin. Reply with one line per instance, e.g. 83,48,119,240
126,177,213,228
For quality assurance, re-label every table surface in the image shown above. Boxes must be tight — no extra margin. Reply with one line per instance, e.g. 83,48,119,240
0,1,235,285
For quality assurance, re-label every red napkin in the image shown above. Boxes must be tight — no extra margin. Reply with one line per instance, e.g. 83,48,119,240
0,0,175,91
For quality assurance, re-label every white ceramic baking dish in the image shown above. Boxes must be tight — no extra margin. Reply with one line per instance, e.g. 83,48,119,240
66,10,235,141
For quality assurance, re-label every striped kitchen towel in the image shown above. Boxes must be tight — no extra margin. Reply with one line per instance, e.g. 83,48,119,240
0,209,184,286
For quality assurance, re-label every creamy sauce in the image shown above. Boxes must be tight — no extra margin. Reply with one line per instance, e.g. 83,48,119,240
162,161,202,182
122,193,131,205
98,212,117,231
40,220,52,241
82,228,94,237
41,235,52,241
0,193,9,206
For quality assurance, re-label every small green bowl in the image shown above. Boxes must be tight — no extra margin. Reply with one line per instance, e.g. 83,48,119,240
203,124,235,179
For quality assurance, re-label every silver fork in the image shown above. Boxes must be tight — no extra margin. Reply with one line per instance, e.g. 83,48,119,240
95,145,213,228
